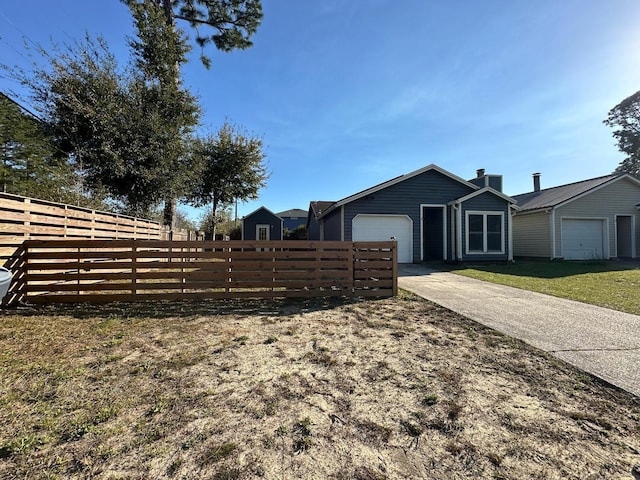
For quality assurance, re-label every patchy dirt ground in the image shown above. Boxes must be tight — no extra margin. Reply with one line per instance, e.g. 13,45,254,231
1,293,639,479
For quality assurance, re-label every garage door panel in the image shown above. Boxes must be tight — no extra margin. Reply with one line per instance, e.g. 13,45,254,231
352,215,412,263
561,219,604,260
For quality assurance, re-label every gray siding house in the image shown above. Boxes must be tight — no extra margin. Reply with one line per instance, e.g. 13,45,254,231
512,173,640,259
242,206,283,241
307,164,517,263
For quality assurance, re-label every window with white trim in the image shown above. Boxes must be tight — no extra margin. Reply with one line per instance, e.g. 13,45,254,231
466,211,504,254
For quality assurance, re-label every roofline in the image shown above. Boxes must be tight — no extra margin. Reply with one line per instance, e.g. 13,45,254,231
449,186,517,205
517,174,640,213
308,201,335,217
242,205,283,220
318,164,479,219
276,208,307,217
555,173,640,209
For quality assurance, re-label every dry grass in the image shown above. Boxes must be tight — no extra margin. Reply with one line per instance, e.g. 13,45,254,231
1,293,639,479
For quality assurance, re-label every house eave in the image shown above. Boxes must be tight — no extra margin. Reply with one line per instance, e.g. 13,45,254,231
447,186,517,206
319,163,480,219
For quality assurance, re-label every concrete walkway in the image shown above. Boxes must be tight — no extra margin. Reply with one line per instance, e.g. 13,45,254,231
398,264,640,397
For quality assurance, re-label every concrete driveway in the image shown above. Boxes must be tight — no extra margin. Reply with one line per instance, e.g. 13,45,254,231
398,264,640,398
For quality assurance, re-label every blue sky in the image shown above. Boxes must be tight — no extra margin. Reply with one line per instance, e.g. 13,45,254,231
2,1,640,222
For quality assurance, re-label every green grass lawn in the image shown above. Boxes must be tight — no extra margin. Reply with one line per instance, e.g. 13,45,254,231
442,260,640,315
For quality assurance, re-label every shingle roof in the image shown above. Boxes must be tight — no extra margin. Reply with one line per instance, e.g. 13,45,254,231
276,208,307,218
512,175,619,212
309,201,335,218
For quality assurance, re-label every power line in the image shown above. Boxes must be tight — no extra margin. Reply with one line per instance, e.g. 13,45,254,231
0,91,43,123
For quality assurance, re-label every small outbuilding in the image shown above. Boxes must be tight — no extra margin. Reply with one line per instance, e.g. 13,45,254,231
512,173,640,259
242,206,283,241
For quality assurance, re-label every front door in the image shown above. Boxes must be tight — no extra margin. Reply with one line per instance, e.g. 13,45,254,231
422,206,445,261
256,224,270,241
256,224,270,251
616,216,632,258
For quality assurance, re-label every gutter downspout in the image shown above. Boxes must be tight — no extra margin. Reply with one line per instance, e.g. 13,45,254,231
508,205,515,262
453,202,463,261
550,208,556,259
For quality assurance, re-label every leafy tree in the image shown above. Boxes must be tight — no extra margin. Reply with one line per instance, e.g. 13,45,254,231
604,90,640,177
121,0,264,227
11,3,199,217
284,224,308,240
198,205,235,234
187,121,268,235
0,92,88,205
122,0,263,67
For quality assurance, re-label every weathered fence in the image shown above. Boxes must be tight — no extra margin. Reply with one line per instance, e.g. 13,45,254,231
0,193,201,265
5,239,396,305
0,193,163,263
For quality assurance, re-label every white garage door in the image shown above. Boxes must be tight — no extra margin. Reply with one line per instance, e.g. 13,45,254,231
561,219,605,260
352,214,413,263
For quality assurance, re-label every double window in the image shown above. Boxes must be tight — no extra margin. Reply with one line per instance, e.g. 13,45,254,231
466,211,504,254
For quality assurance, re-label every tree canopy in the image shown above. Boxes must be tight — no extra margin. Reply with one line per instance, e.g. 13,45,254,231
122,0,263,68
604,89,640,178
13,3,200,217
0,93,87,204
3,0,265,222
186,121,268,233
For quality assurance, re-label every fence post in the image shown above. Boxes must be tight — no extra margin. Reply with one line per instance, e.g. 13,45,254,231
131,242,137,301
392,239,398,297
348,242,354,296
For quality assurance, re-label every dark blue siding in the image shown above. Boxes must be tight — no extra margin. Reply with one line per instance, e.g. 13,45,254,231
468,175,502,192
487,175,502,192
243,208,283,240
461,192,510,261
307,209,320,240
323,209,342,240
343,170,475,262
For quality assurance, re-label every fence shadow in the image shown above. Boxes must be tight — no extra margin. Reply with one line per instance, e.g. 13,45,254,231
1,295,372,321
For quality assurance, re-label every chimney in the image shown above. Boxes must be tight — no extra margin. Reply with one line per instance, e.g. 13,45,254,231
476,168,485,178
533,172,541,192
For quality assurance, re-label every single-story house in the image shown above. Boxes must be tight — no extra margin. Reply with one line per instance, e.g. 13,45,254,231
276,208,307,231
512,173,640,260
307,164,518,263
242,206,283,241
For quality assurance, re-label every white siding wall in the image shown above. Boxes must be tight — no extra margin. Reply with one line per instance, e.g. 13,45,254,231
512,210,551,258
554,178,640,258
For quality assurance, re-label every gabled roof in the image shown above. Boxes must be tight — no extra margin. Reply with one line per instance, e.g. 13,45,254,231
276,208,307,218
242,205,283,220
450,186,518,206
308,201,335,218
317,164,479,219
512,174,640,212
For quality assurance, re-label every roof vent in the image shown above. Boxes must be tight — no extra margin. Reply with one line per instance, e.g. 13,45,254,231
476,168,485,178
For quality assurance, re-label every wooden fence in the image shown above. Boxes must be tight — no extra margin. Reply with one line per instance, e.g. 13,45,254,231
3,239,397,305
0,193,197,264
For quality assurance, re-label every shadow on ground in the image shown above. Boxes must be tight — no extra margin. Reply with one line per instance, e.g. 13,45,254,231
1,296,374,320
440,259,640,279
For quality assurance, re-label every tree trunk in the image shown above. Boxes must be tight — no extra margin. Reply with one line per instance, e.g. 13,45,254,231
160,0,178,232
163,198,177,231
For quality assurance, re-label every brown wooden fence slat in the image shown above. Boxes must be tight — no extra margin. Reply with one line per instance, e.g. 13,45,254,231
5,239,397,305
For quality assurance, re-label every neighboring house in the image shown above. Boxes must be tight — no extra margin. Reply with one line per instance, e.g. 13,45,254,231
512,173,640,260
276,208,307,231
242,206,283,241
306,164,517,263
